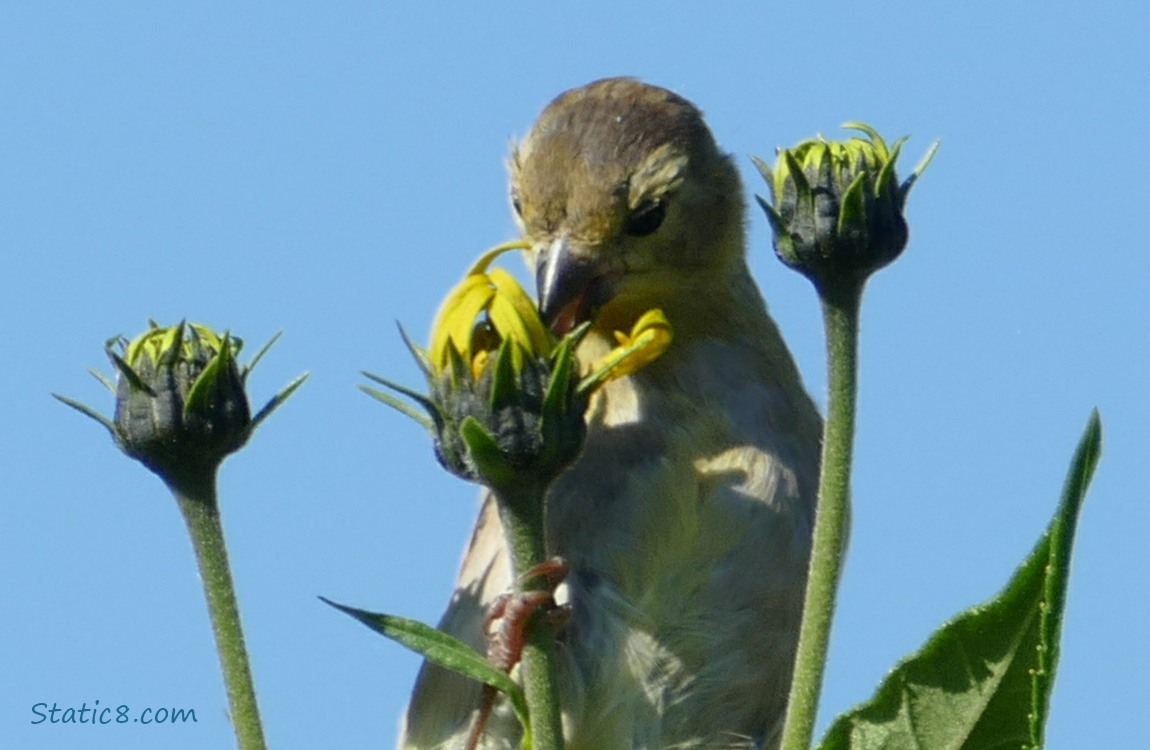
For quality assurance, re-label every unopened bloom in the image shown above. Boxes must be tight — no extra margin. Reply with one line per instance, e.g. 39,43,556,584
55,322,307,489
363,242,673,491
755,122,938,287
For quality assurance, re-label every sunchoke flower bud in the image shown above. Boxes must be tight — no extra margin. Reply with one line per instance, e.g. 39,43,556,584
363,242,673,493
55,322,306,490
755,123,937,288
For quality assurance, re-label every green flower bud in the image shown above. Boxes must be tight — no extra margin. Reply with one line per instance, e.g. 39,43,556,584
362,242,673,494
755,123,938,287
430,335,587,488
113,323,251,479
55,322,307,490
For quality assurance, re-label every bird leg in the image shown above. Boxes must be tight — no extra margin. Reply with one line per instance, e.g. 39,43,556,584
464,557,569,750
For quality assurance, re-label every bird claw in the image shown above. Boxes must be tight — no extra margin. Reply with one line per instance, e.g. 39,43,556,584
484,556,569,672
467,558,569,750
516,555,570,591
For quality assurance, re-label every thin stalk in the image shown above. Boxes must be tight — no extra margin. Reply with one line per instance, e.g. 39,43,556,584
780,280,862,750
495,482,565,750
170,469,268,750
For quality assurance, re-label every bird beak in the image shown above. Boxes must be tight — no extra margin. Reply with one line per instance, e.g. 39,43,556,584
536,236,604,335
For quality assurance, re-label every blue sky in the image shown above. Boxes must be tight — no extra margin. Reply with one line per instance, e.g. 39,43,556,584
3,2,1147,748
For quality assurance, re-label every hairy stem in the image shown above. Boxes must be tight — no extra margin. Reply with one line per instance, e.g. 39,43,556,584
496,482,565,750
781,279,861,750
171,470,267,750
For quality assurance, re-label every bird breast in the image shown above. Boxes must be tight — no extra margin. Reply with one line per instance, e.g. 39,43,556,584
543,331,819,749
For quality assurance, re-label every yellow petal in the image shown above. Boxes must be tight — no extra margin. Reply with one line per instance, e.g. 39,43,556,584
631,308,672,335
427,240,535,376
467,239,532,276
189,323,224,352
488,293,533,353
609,309,673,378
470,348,490,380
579,308,673,393
126,327,159,366
488,268,553,357
429,274,495,370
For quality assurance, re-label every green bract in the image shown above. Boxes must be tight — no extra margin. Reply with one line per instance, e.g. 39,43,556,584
755,123,938,287
55,321,307,489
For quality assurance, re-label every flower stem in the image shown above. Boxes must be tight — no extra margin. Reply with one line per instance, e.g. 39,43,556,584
495,482,565,750
170,470,267,750
780,279,862,750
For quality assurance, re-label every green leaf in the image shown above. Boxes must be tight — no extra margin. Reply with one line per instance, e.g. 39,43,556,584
754,193,788,237
318,597,528,728
241,330,284,382
250,372,310,431
397,322,434,377
542,335,576,417
88,367,117,393
489,337,519,411
750,155,775,198
361,370,438,414
899,139,941,206
106,349,155,395
817,411,1101,750
358,384,436,432
52,393,119,439
1028,410,1101,747
359,370,439,432
183,333,232,417
158,320,186,366
837,173,868,236
783,148,811,198
445,338,471,388
460,416,515,488
874,139,902,197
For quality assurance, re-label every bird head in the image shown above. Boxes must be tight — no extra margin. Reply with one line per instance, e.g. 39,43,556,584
510,78,746,339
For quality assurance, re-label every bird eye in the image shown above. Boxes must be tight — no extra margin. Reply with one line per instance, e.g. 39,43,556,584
511,193,524,219
625,200,666,237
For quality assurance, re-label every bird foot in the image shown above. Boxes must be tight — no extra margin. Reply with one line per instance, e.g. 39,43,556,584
516,556,569,592
485,556,569,672
465,558,569,750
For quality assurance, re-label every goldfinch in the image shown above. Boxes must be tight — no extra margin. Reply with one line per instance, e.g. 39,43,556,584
400,77,823,750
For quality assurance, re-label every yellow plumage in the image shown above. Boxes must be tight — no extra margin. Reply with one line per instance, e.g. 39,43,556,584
400,78,823,750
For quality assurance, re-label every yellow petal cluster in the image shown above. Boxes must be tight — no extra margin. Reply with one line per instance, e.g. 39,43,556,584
429,241,553,379
125,322,232,368
580,308,673,393
428,242,674,389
